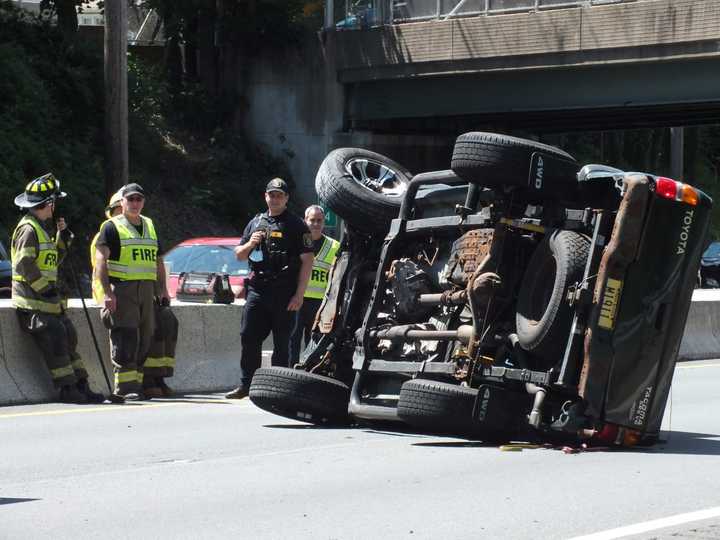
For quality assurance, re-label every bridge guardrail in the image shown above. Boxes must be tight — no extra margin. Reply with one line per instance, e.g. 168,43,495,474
330,0,635,28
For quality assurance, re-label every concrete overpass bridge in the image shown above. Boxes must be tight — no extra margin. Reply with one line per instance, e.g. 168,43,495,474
245,0,720,205
326,0,720,133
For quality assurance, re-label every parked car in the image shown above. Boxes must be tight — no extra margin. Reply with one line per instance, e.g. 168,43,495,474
0,240,10,298
248,132,712,448
163,237,249,299
699,241,720,288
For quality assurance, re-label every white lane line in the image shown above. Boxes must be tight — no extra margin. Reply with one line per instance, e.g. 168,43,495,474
567,506,720,540
677,362,720,369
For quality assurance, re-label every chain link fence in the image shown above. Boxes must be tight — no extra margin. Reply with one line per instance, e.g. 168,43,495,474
330,0,634,28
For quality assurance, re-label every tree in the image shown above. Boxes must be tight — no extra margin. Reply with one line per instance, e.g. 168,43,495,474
137,0,312,126
39,0,92,41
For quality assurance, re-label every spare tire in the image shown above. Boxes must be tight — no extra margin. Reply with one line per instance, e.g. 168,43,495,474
316,148,412,235
451,132,578,194
249,367,350,425
516,230,590,368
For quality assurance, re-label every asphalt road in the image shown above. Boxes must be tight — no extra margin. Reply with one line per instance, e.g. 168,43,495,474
1,360,719,540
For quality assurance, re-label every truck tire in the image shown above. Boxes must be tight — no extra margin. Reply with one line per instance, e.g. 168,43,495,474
397,379,477,435
451,132,578,191
516,230,590,368
316,148,413,235
249,367,350,425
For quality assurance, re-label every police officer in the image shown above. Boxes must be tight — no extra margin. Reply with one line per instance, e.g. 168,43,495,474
289,205,340,365
94,183,170,400
225,178,314,399
12,173,105,403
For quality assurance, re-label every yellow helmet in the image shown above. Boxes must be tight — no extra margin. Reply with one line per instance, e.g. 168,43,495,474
105,189,123,219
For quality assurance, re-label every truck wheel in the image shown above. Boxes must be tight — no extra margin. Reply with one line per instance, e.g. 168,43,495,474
316,148,412,235
516,230,590,368
397,379,477,435
249,367,350,425
451,132,577,191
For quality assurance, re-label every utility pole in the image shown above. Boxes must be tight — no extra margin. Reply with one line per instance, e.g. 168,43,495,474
104,0,129,195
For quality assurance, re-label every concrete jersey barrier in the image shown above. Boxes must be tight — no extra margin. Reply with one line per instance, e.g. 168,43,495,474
0,299,273,406
678,289,720,361
0,290,717,405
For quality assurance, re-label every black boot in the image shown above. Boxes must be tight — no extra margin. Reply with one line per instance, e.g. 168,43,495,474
59,385,88,404
156,377,174,397
76,379,105,404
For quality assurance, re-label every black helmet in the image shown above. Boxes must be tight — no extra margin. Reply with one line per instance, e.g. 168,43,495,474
14,173,67,209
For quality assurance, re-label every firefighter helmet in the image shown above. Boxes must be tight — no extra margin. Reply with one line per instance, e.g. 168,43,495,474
105,189,123,219
14,173,67,209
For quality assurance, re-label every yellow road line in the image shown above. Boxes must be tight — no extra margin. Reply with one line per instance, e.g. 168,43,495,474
0,398,249,419
677,362,720,370
0,402,186,419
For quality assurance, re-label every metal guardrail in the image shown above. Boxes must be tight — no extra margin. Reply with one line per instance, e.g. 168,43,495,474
330,0,636,28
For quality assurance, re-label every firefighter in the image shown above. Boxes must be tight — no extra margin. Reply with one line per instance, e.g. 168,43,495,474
225,178,314,399
91,189,178,398
94,183,170,400
90,189,123,305
141,297,179,398
11,173,105,403
288,205,340,365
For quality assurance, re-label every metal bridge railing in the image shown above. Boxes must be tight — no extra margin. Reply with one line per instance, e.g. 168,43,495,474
329,0,633,29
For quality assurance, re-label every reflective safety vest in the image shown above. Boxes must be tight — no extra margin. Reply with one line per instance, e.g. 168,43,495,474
11,215,60,314
89,229,103,304
107,215,158,281
305,235,340,299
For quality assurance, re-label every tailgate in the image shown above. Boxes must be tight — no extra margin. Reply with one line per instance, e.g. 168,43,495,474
580,174,712,436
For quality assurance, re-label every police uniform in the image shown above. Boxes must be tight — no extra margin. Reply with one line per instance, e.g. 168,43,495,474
12,173,103,404
96,208,160,396
289,234,340,365
238,208,313,387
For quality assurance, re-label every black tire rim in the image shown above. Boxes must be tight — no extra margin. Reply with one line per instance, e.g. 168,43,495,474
344,157,408,198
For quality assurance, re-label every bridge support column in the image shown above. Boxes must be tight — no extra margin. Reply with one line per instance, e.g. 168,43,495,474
671,127,685,181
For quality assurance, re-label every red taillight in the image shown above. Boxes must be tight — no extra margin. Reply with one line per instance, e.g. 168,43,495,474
593,424,619,445
655,177,699,206
655,177,678,199
592,423,642,447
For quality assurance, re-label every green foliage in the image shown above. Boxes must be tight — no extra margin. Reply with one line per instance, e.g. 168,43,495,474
0,1,104,245
202,131,294,223
552,128,720,238
125,49,298,251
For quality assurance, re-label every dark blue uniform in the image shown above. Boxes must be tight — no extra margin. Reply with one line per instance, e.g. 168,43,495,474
239,210,312,387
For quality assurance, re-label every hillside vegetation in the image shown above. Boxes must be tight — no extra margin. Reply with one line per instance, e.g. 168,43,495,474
0,0,294,272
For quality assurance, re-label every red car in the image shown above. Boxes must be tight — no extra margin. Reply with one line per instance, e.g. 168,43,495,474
163,237,249,299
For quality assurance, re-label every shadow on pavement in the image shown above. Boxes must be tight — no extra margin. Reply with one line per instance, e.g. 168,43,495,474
410,431,720,454
412,441,500,448
0,498,40,506
263,423,350,430
148,397,233,405
634,430,720,456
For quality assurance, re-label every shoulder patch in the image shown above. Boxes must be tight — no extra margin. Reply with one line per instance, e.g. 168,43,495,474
302,233,313,248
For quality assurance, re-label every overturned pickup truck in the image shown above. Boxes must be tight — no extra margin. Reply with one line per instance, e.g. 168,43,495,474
249,132,712,447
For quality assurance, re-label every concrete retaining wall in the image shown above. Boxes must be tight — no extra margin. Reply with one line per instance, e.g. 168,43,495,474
0,290,718,405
